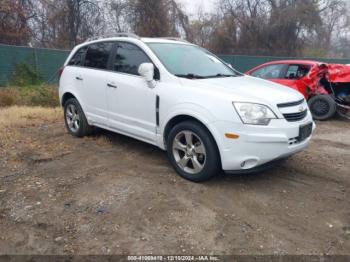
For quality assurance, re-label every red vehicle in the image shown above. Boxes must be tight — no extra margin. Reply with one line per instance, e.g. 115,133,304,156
246,60,350,120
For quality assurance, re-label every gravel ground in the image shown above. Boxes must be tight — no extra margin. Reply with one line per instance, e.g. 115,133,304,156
0,114,349,255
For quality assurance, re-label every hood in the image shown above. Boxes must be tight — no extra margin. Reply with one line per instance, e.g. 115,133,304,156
301,63,350,96
180,75,303,105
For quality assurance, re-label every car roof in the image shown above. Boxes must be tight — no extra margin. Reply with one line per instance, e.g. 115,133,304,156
141,37,191,44
260,60,322,66
81,37,193,47
245,59,325,74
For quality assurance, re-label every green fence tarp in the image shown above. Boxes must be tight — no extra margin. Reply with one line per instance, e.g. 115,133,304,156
1,43,349,86
219,54,350,73
0,44,70,86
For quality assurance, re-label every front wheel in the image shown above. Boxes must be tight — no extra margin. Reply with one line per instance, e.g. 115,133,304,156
166,121,221,182
308,95,337,120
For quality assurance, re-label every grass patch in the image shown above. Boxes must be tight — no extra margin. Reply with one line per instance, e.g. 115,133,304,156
0,85,59,107
0,106,62,149
0,106,62,128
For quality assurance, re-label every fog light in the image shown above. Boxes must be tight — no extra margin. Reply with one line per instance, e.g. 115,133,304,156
240,159,259,169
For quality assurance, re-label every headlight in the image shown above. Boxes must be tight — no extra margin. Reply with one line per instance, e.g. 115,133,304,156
233,102,277,125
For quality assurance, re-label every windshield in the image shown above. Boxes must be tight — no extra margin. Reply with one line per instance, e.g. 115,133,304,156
147,43,241,79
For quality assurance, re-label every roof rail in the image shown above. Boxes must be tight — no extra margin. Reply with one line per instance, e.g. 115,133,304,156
86,32,140,42
156,37,189,43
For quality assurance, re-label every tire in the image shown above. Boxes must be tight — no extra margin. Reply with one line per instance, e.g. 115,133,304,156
64,98,93,137
308,95,337,120
166,121,221,182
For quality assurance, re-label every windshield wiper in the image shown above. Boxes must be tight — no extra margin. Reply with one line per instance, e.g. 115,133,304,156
206,73,237,78
175,73,206,79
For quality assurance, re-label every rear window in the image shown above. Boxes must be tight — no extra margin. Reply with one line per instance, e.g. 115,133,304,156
68,46,87,66
84,42,113,70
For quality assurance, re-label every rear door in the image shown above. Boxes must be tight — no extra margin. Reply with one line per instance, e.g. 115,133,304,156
62,46,88,101
78,42,114,126
105,42,157,143
277,64,311,97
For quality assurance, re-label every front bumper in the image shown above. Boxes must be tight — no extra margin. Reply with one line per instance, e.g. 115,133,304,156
208,112,315,171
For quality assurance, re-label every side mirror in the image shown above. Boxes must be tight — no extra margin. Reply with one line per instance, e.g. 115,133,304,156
138,63,154,82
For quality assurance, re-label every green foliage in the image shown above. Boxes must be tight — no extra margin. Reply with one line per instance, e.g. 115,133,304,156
0,85,59,107
10,63,43,87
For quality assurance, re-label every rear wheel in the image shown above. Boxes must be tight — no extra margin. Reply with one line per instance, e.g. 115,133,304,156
64,98,93,137
308,95,337,120
166,121,220,182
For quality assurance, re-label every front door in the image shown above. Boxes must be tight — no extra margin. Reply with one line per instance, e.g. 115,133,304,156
106,42,157,143
250,63,287,84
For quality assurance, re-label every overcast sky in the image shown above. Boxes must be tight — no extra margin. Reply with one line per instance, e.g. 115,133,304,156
180,0,216,15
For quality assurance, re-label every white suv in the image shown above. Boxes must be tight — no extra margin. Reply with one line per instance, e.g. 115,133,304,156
59,33,315,182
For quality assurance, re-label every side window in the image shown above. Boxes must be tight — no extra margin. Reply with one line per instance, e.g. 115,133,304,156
113,42,151,75
84,42,113,70
285,64,311,79
68,46,87,66
251,64,286,79
285,65,299,79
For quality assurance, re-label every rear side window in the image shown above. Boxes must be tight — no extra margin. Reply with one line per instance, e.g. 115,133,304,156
84,42,113,70
68,46,87,66
285,64,311,79
251,64,286,79
113,42,151,75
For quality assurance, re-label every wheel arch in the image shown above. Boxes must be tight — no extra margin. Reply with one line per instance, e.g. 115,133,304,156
61,92,77,107
60,91,85,110
162,114,222,168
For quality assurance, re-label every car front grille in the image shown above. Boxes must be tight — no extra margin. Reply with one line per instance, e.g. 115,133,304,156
283,110,308,122
277,98,308,122
277,99,304,108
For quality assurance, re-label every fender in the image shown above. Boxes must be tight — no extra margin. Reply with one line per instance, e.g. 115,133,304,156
161,102,217,130
157,102,219,150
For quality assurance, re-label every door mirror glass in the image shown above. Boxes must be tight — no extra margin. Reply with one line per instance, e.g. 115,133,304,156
138,63,154,82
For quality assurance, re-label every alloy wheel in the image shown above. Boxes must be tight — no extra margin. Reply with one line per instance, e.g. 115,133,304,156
172,130,206,174
66,104,80,132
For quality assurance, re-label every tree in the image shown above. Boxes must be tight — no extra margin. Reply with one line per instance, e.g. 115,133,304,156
127,0,172,37
107,0,131,33
1,0,350,58
116,0,190,38
0,0,33,45
30,0,102,49
215,0,322,56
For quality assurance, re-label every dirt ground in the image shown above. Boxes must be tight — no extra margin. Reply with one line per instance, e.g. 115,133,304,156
0,107,349,255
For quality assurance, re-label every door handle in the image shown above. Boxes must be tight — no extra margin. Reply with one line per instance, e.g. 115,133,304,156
76,76,83,81
107,83,117,88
